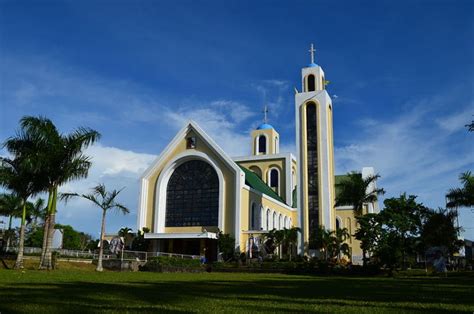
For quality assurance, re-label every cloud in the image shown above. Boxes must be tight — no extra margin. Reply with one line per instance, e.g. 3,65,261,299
163,101,255,157
335,96,474,238
55,144,155,237
436,107,474,133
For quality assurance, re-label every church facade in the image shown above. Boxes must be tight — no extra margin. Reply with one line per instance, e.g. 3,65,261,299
137,47,379,263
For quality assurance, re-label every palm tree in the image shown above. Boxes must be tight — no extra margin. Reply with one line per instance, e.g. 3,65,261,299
335,172,385,216
62,184,129,272
6,116,100,270
118,227,132,237
446,171,474,211
280,227,300,260
335,172,384,266
328,228,351,262
0,157,42,269
0,193,23,252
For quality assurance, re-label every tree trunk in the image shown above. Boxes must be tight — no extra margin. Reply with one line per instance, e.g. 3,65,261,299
39,188,53,268
96,209,107,272
39,187,57,270
14,201,27,269
5,215,13,252
362,249,367,267
39,213,50,267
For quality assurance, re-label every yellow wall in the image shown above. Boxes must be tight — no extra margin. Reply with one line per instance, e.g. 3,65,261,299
335,209,362,257
237,158,287,202
251,128,279,155
144,129,237,235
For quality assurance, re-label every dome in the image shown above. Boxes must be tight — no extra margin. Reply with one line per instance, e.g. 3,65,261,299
256,123,274,130
307,63,318,68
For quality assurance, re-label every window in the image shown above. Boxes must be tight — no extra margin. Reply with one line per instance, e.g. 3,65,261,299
270,169,279,188
266,209,270,230
258,135,266,154
250,203,260,230
165,160,219,227
336,217,341,230
273,212,277,229
186,137,196,149
306,102,319,249
308,74,315,92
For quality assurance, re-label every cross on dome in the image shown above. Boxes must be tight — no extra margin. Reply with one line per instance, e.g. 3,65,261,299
263,105,269,124
309,43,316,64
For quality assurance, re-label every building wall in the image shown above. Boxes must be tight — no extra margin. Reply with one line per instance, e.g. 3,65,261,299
239,187,297,251
142,129,238,236
237,158,287,201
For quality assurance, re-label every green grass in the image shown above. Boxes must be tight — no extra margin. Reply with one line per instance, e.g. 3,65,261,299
0,264,473,313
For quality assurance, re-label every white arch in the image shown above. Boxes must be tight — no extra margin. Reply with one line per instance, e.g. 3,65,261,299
289,218,292,228
267,167,281,196
278,214,283,230
154,151,225,233
255,134,269,155
284,216,288,229
272,211,277,230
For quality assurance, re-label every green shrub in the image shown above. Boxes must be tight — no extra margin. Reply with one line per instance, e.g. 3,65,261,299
140,256,202,272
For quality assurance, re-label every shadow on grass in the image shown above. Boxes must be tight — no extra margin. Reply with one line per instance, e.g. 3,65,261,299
0,273,473,313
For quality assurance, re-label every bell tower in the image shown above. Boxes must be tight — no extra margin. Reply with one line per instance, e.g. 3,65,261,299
251,105,280,156
295,44,336,254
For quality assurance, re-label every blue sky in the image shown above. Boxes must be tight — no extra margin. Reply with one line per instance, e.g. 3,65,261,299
1,0,473,240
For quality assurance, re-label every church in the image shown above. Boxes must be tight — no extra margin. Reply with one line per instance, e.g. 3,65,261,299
136,46,379,264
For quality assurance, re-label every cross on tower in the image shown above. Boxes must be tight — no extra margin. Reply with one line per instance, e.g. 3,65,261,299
309,43,316,64
263,105,269,124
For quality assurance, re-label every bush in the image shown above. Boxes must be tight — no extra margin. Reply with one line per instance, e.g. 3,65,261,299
140,256,202,272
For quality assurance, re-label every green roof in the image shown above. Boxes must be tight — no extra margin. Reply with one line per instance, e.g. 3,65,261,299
239,166,285,204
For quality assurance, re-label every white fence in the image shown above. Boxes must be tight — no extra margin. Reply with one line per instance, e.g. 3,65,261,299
5,247,199,262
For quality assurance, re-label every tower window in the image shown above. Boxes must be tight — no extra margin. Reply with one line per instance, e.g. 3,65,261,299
258,135,266,154
308,74,316,92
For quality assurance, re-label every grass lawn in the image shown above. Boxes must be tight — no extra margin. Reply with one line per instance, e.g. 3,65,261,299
0,261,473,313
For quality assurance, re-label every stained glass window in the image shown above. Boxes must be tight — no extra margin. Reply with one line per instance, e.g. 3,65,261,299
165,160,219,227
306,102,319,249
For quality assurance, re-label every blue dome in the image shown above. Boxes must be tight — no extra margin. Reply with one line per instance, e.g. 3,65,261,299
307,63,318,68
256,123,274,130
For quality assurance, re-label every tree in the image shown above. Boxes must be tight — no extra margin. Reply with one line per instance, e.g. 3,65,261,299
62,184,129,271
6,116,100,270
310,226,333,260
0,193,23,251
379,194,427,270
446,171,474,211
0,156,43,269
466,120,473,132
118,227,132,237
131,227,150,252
335,172,385,217
419,208,463,257
328,227,351,262
354,213,383,263
217,231,235,261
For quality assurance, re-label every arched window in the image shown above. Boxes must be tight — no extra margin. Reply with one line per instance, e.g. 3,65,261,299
266,209,271,230
308,74,315,92
336,217,341,230
166,160,219,227
284,216,288,229
250,203,256,230
273,212,277,229
249,166,262,178
270,169,279,189
258,135,266,154
278,214,283,230
306,102,319,248
274,136,279,154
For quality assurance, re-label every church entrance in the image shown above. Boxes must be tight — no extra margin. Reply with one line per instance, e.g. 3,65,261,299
159,238,218,262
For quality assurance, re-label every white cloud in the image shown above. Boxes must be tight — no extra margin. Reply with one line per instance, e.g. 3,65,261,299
163,101,254,157
335,98,474,239
436,107,473,133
